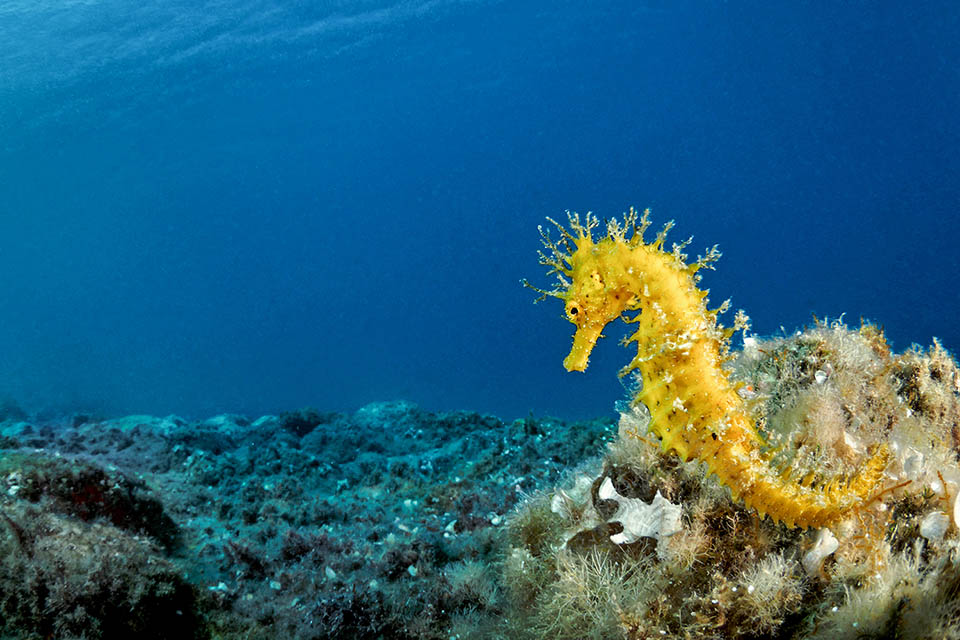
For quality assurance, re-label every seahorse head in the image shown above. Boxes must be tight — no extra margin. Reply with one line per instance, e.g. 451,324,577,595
560,236,639,372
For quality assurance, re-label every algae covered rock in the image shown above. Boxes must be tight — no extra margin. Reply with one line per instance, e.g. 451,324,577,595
0,451,204,640
502,322,960,640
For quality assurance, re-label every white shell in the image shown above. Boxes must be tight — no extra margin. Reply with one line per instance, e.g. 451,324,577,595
802,528,839,577
843,431,865,455
551,474,595,517
920,511,950,542
598,477,682,546
902,449,924,480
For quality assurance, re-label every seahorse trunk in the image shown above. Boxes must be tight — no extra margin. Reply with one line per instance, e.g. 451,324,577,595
635,340,888,528
538,209,889,529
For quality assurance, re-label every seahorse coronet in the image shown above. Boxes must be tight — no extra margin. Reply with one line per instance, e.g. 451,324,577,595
532,208,889,529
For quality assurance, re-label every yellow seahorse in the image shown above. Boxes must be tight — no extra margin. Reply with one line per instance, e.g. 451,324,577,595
527,208,888,529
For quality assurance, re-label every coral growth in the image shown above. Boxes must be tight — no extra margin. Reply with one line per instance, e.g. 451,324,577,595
503,324,960,639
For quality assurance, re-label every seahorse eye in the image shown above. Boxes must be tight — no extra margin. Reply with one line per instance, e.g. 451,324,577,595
567,304,580,318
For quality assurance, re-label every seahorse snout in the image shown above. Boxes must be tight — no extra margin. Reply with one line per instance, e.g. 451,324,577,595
563,323,605,372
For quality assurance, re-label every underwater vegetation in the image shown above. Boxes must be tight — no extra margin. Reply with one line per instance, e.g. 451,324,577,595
507,209,960,639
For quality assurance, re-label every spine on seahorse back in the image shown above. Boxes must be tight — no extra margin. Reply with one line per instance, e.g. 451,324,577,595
532,209,888,529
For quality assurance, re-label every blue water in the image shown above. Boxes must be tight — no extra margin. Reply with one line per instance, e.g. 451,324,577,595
0,1,957,421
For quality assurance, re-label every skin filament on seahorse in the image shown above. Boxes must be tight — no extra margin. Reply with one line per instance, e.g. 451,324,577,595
527,208,888,529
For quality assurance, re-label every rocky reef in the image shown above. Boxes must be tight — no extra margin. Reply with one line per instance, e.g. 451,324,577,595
0,399,610,639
